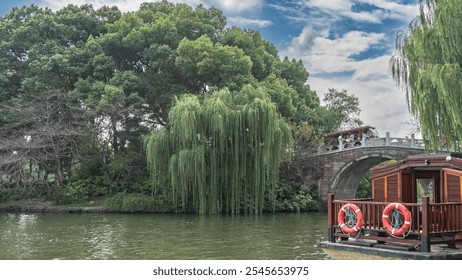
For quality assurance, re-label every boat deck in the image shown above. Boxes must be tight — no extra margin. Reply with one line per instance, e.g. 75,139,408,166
317,239,462,260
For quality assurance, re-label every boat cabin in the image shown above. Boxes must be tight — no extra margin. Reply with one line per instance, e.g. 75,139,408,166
371,153,462,204
326,153,462,254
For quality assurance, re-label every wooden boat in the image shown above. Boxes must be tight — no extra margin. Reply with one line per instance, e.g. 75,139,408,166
317,153,462,259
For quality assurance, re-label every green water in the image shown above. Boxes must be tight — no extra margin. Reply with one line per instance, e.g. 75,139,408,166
0,212,330,260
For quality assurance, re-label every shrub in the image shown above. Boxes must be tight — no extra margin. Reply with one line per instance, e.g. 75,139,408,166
0,188,23,203
104,193,125,211
52,177,110,205
0,185,52,203
269,183,322,212
105,193,171,213
52,188,75,205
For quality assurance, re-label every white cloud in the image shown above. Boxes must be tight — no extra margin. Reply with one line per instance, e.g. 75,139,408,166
314,31,384,57
284,26,317,58
282,28,415,137
277,1,419,138
290,0,419,26
309,72,413,138
298,31,386,74
305,0,352,12
227,16,272,28
306,0,385,24
359,0,420,21
341,10,384,23
212,0,264,13
268,3,318,24
352,55,390,80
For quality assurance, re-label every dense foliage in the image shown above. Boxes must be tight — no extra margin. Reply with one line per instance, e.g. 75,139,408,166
390,0,462,151
0,1,361,212
321,88,363,132
145,87,293,214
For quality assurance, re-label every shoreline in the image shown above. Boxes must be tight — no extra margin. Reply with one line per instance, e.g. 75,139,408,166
0,199,105,214
0,198,325,215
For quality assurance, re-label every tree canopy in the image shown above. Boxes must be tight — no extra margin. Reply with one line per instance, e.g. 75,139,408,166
0,1,357,211
320,88,363,132
390,0,462,151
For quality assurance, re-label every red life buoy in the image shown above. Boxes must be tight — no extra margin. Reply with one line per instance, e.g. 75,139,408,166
382,203,412,238
337,203,363,236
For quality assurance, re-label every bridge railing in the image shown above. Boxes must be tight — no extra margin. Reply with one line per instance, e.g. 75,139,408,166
369,132,425,148
320,132,424,154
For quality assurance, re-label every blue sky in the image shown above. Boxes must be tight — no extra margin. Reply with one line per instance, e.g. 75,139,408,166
0,0,420,137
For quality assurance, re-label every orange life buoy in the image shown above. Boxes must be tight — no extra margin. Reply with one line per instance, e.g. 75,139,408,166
382,203,412,238
337,203,363,236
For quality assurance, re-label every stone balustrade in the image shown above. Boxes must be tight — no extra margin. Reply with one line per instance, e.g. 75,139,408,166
320,132,424,155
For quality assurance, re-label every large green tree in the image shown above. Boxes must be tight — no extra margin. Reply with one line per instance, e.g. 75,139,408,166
0,1,324,199
145,86,293,214
320,88,363,132
390,0,462,151
0,4,119,186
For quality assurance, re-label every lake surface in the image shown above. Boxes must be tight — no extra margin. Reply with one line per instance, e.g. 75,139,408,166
0,212,330,260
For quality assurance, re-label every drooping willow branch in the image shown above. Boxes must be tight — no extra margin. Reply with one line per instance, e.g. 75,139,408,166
145,86,293,214
390,0,462,152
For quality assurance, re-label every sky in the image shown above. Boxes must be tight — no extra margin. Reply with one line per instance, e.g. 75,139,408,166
0,0,421,138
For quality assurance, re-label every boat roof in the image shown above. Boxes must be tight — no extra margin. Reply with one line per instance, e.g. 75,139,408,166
371,152,462,178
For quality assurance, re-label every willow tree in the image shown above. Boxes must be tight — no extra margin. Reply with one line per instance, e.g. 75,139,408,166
145,86,293,214
390,0,462,151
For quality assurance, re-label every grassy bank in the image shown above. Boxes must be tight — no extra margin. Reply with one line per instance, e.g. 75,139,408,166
0,198,105,213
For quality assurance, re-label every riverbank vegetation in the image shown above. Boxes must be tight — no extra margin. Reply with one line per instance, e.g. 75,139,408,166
0,1,361,213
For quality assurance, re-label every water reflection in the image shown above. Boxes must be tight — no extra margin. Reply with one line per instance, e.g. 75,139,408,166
0,212,330,260
86,219,119,259
0,214,39,259
17,214,37,228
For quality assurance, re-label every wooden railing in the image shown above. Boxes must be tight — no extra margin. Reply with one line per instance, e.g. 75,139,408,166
330,198,422,234
327,194,462,252
429,203,462,233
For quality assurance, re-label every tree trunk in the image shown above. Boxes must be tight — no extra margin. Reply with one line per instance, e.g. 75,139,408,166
55,158,63,187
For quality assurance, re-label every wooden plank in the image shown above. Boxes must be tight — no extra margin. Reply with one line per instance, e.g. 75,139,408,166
442,168,462,203
357,235,421,245
421,196,430,252
328,194,335,242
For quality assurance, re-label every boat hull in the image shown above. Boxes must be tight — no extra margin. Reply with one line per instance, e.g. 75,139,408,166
317,240,462,260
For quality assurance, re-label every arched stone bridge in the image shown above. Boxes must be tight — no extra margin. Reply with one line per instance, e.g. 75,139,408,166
311,133,425,201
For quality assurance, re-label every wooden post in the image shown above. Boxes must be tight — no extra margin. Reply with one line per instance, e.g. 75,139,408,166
328,193,335,242
421,196,431,252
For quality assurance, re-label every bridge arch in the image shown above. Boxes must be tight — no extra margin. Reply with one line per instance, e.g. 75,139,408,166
315,144,425,201
329,152,398,199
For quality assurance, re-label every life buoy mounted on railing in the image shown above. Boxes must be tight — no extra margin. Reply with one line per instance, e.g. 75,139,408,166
382,203,412,238
337,203,363,237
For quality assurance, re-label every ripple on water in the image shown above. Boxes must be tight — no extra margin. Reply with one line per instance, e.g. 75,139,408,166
0,212,329,260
